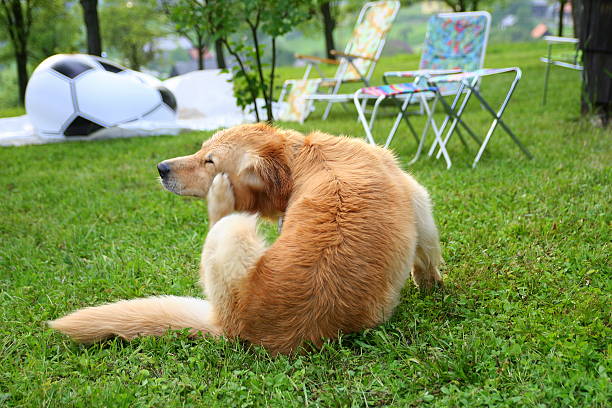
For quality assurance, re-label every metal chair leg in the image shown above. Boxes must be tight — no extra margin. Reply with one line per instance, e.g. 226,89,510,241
542,43,552,105
387,95,419,148
369,96,386,131
433,86,481,159
469,70,532,167
427,84,466,156
353,91,376,145
406,93,451,168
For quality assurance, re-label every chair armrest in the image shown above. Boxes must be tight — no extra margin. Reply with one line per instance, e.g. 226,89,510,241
428,67,521,84
384,68,462,78
330,50,377,61
543,36,579,44
294,54,339,65
539,57,583,70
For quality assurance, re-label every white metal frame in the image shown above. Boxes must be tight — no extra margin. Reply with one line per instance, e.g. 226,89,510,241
427,67,532,168
354,88,452,168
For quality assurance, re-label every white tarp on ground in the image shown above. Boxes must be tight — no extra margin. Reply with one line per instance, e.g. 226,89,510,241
0,69,277,147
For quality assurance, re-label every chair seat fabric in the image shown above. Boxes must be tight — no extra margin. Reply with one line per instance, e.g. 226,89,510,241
361,82,437,97
278,79,322,123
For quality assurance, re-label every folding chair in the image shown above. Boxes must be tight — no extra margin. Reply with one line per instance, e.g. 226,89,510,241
278,1,400,122
383,11,491,96
353,11,491,168
540,36,583,105
426,67,533,168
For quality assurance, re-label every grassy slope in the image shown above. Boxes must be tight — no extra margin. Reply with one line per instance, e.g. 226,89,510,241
0,42,610,407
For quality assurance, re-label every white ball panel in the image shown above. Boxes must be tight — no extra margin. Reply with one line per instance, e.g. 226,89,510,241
75,71,161,125
142,104,176,121
120,70,162,87
25,70,75,133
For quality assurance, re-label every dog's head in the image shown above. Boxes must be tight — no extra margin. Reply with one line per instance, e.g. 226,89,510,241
157,123,297,214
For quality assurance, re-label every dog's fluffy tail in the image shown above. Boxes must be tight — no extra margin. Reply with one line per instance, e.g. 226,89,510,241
48,296,222,343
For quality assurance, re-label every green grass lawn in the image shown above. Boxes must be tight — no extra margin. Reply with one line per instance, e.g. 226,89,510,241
1,42,610,407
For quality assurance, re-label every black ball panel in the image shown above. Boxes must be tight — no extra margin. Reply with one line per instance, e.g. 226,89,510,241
64,115,104,136
157,86,177,112
92,57,126,73
50,58,94,79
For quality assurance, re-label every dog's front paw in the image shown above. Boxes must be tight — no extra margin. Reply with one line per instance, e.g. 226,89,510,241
207,173,235,226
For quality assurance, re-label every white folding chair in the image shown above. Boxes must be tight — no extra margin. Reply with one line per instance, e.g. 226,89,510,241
278,1,400,122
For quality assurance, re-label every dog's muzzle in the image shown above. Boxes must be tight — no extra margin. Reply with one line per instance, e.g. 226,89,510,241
157,162,171,179
157,161,180,194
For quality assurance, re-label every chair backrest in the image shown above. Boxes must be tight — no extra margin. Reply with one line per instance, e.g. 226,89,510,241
339,1,400,81
419,11,491,73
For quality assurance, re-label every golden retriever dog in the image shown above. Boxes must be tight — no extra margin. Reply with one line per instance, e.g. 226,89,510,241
50,123,442,354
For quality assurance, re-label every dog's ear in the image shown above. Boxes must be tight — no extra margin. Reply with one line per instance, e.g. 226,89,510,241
237,153,266,190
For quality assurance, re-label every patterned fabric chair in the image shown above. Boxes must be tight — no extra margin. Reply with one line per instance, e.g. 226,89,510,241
384,11,490,94
379,9,491,125
353,11,492,168
278,1,400,123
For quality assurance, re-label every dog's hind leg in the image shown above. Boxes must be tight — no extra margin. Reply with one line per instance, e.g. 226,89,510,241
201,172,266,329
411,184,443,290
200,213,266,330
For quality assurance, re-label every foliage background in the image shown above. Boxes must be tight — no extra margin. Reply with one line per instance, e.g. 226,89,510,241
0,0,570,110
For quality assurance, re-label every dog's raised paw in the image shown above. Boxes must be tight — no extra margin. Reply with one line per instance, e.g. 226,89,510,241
207,173,235,226
209,173,233,200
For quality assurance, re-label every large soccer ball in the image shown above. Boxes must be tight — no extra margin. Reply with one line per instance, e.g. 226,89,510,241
25,54,177,138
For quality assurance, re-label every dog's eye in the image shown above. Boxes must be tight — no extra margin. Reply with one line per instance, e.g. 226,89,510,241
205,158,214,165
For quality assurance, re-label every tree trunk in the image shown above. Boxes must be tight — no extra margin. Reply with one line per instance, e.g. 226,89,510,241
575,0,612,126
1,0,31,106
14,48,28,106
571,1,581,39
79,0,102,56
558,0,567,37
215,38,226,69
320,2,336,59
197,48,204,70
196,33,205,70
129,44,140,71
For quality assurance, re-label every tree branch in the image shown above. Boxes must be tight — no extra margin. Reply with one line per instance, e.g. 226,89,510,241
247,17,270,118
268,36,276,122
223,38,261,122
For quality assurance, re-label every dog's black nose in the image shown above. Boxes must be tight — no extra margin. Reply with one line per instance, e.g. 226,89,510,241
157,162,170,178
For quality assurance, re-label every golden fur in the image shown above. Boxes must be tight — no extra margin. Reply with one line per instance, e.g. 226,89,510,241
50,123,443,354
